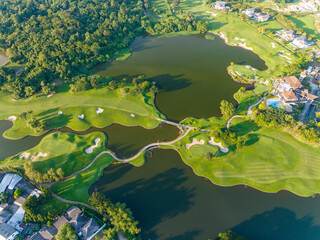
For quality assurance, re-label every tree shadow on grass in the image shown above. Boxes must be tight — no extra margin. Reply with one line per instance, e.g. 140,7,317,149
230,120,261,136
231,207,320,240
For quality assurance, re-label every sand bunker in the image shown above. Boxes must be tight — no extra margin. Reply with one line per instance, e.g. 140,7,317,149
57,111,63,115
30,152,48,161
238,42,253,51
278,53,291,60
206,11,217,17
46,94,53,98
8,116,17,121
130,114,135,117
85,138,101,154
186,139,205,150
96,108,104,114
19,152,30,159
208,137,229,153
219,32,228,42
271,43,276,48
78,114,84,119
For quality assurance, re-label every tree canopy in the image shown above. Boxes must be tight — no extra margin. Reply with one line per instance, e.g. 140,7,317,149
55,224,78,240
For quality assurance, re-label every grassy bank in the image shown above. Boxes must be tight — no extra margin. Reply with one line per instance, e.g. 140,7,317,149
163,118,320,197
1,86,164,139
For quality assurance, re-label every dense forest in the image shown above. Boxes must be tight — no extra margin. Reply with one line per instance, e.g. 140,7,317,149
0,0,207,99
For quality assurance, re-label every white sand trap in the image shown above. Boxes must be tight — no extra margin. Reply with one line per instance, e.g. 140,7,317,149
46,94,53,98
85,138,101,154
96,108,104,114
8,116,17,121
238,42,253,51
206,11,217,17
219,32,228,42
57,111,63,115
271,43,276,48
287,61,292,64
19,152,30,159
130,114,135,117
245,65,256,71
185,139,205,150
78,114,84,119
208,137,229,153
278,53,291,60
30,152,48,161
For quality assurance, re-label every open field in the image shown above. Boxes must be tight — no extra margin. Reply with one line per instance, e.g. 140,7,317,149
52,154,114,203
174,0,299,81
1,86,163,139
3,132,106,176
163,118,320,197
289,15,320,38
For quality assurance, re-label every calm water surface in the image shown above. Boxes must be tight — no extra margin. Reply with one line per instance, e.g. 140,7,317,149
94,34,267,121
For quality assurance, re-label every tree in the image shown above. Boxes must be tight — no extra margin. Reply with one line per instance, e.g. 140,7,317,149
0,192,10,204
55,224,78,240
14,189,24,199
217,230,247,240
220,100,235,117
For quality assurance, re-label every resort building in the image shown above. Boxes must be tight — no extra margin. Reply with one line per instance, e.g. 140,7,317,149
0,223,19,240
253,12,270,22
290,36,314,49
279,90,299,103
276,29,296,41
242,8,256,18
213,1,231,10
81,218,100,239
282,76,303,90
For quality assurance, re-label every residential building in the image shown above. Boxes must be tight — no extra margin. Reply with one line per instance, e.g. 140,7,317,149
0,211,11,224
65,206,82,221
30,232,45,240
279,90,299,103
282,76,303,90
52,216,68,231
7,206,25,231
81,218,100,239
0,174,14,193
276,29,295,41
7,175,22,191
242,8,256,18
213,1,226,10
70,214,86,234
253,12,270,22
40,225,58,240
0,223,19,240
14,194,28,207
290,36,314,49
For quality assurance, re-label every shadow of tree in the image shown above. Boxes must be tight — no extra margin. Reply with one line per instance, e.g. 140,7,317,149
232,207,320,240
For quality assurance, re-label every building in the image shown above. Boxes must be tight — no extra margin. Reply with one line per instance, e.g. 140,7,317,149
7,206,25,231
276,29,295,41
65,206,82,221
30,232,45,240
52,216,68,231
70,214,86,234
40,225,58,240
242,8,255,18
282,76,303,90
0,211,11,224
0,174,14,193
0,223,19,240
213,1,226,10
14,195,27,207
296,89,319,102
253,12,270,22
7,175,22,191
290,36,314,49
279,90,299,103
81,218,100,239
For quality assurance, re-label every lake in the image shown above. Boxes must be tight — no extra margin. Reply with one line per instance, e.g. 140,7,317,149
94,34,267,121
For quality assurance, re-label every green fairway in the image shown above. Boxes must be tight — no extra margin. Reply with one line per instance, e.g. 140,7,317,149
52,153,114,203
164,118,320,197
4,131,107,176
1,86,164,139
289,15,320,38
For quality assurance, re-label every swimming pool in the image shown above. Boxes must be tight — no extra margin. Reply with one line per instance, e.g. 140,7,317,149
267,100,280,108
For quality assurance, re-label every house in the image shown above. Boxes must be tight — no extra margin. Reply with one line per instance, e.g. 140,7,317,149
299,71,307,81
0,174,14,193
0,223,19,240
40,225,58,240
253,12,270,22
290,36,314,49
314,70,320,83
65,206,82,221
276,29,295,41
14,194,28,207
7,175,22,191
53,216,68,231
70,214,86,234
81,218,100,239
282,76,303,90
213,1,226,10
296,89,319,102
279,90,299,103
242,8,255,18
0,211,11,224
30,232,45,240
7,206,25,231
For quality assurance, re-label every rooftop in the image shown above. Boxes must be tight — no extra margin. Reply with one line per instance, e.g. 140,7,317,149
282,76,303,89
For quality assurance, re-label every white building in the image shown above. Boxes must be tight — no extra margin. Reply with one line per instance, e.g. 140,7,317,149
242,8,256,18
0,223,18,240
213,1,226,10
290,36,314,49
0,174,14,193
7,175,22,191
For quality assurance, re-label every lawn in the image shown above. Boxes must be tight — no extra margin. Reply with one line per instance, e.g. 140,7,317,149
3,131,107,176
164,118,320,197
51,153,114,203
289,15,320,38
1,86,164,139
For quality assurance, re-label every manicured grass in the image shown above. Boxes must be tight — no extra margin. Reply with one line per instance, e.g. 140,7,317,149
38,196,70,216
175,0,299,81
52,153,114,203
165,118,320,197
289,15,320,38
1,86,164,139
234,90,259,115
3,132,106,176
